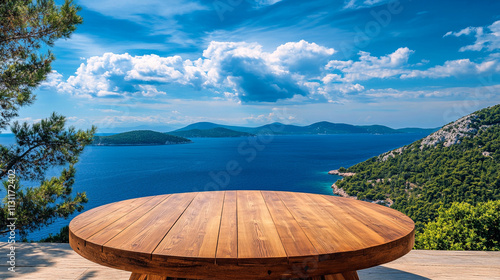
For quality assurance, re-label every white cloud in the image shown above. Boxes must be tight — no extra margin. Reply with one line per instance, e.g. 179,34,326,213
40,71,63,88
445,20,500,52
325,47,414,82
363,84,500,99
343,0,391,9
54,40,339,102
402,58,500,79
270,40,335,76
255,0,283,6
49,40,500,105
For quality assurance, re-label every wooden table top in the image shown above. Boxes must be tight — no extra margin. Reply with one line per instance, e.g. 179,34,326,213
69,191,415,279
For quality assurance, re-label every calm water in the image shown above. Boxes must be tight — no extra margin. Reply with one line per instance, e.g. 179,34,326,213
0,133,427,240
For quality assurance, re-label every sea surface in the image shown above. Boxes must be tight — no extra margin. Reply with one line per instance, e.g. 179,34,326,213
0,133,427,240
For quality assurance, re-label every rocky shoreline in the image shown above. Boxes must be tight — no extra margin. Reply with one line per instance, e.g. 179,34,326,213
331,182,357,199
328,169,356,177
328,169,393,206
328,169,357,199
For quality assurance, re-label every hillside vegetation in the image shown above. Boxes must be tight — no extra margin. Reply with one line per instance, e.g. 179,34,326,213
93,130,191,145
169,127,255,138
334,104,500,247
173,121,438,135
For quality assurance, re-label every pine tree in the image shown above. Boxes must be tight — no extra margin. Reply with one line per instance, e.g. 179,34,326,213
0,0,96,238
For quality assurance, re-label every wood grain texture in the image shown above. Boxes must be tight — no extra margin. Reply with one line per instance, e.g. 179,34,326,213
153,191,225,263
70,196,153,238
261,191,318,262
277,192,354,255
69,190,415,279
215,191,238,264
86,195,169,247
103,192,198,255
237,191,287,264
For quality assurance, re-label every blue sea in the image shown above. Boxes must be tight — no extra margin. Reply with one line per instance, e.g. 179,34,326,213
0,133,427,240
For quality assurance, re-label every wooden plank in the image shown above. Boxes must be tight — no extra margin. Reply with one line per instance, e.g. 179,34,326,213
153,191,225,262
86,195,169,246
237,191,287,264
215,191,238,264
277,192,357,256
104,192,198,255
70,196,151,234
321,196,411,241
261,191,318,261
74,196,160,240
307,194,388,247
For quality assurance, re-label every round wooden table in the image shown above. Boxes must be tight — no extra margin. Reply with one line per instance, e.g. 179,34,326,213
69,191,414,280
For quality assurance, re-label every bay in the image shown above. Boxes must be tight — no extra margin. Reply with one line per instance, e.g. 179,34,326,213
0,133,428,240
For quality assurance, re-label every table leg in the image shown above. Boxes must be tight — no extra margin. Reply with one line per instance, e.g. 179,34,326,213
129,273,197,280
314,271,359,280
129,271,359,280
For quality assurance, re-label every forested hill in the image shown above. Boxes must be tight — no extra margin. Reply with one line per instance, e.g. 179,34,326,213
93,130,191,145
335,104,500,233
169,127,255,138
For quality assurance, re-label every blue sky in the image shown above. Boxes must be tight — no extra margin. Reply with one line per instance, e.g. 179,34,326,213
16,0,500,131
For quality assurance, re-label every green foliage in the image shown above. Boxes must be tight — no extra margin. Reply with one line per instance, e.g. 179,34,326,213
2,166,87,237
39,225,69,243
94,130,191,145
336,104,500,234
0,0,82,129
1,113,95,180
415,201,500,250
0,0,94,239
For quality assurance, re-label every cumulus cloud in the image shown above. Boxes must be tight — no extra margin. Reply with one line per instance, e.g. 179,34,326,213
54,40,338,102
269,41,335,77
325,47,414,82
444,20,500,52
50,40,497,104
402,58,500,79
40,71,63,88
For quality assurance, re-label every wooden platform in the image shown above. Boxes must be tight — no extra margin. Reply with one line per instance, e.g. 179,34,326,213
0,242,499,279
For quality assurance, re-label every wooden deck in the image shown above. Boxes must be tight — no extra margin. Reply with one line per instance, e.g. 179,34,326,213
0,242,499,279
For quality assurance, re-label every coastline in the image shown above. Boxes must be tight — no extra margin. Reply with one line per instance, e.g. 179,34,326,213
329,169,393,206
328,169,357,199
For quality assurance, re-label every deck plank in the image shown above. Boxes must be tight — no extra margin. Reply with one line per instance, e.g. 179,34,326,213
1,243,499,280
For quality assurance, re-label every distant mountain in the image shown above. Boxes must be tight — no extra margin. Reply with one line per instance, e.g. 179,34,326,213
332,104,500,233
396,127,440,134
93,130,191,145
173,122,224,131
98,125,178,134
169,127,255,138
173,121,435,135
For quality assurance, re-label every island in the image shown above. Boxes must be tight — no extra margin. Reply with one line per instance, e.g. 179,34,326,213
169,127,255,138
93,130,192,146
